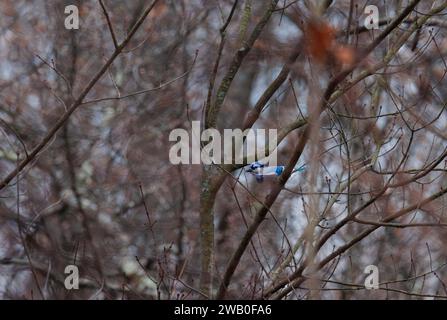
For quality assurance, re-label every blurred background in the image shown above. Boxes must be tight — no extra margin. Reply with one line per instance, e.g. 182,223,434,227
0,0,446,299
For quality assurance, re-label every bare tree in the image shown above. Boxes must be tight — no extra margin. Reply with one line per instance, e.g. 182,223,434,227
0,0,446,300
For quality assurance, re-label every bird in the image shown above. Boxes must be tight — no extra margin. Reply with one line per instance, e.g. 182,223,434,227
245,161,306,182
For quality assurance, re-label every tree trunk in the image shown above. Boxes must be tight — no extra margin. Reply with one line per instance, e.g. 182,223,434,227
199,166,226,297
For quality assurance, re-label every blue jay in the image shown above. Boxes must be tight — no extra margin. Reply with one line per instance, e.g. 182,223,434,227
245,161,306,182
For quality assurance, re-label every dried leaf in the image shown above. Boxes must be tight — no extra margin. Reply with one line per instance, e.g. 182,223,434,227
305,19,335,63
